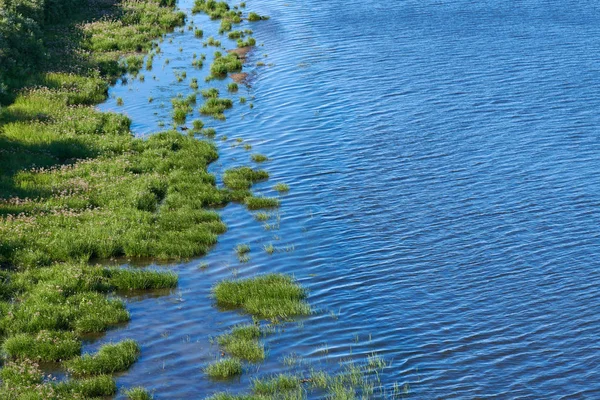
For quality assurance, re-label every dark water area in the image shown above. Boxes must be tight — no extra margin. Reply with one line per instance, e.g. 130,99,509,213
97,0,600,398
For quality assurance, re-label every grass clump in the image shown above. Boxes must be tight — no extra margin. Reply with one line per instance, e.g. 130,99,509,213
210,53,243,77
251,154,268,163
124,386,153,400
213,274,310,319
202,87,220,98
223,167,269,190
200,97,234,120
247,12,268,21
3,330,81,362
228,82,239,92
195,28,204,38
235,244,251,256
253,374,302,396
273,183,290,192
246,196,280,210
217,324,264,362
237,37,256,48
204,358,242,379
65,340,140,376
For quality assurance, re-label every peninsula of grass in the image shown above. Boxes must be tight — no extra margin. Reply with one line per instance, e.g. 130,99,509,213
223,167,269,190
124,387,154,400
204,358,243,379
217,324,265,362
65,340,140,376
213,274,310,320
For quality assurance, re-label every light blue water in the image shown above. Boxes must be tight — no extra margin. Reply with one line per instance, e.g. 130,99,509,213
97,0,600,398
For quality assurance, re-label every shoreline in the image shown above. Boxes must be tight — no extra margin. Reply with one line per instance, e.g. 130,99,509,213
0,0,389,398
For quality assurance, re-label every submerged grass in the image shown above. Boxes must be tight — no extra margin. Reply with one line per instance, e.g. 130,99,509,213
213,274,310,320
216,324,265,362
65,340,140,376
204,358,243,379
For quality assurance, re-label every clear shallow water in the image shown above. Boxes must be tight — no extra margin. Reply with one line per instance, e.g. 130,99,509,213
97,0,600,398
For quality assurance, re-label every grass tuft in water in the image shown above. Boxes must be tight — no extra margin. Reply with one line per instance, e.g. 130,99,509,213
217,324,264,362
251,154,268,163
273,183,290,192
65,340,140,376
246,196,280,210
204,358,242,379
124,386,153,400
213,274,310,319
227,82,239,92
223,167,269,190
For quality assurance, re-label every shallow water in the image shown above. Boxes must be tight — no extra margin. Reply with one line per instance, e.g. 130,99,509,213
97,0,600,398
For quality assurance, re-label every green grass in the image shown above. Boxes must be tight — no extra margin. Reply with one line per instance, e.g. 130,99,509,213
251,154,269,163
200,97,234,120
195,28,204,38
253,374,302,396
217,324,265,362
223,167,269,190
237,37,257,48
228,82,239,92
254,212,271,221
124,386,154,400
204,358,243,379
2,330,81,361
65,340,140,376
213,274,310,320
247,12,268,21
264,243,275,255
210,53,243,77
235,244,251,256
273,183,290,192
246,196,280,210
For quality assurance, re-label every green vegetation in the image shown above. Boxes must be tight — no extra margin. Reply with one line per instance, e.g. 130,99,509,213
200,97,234,119
210,53,243,77
273,183,290,192
213,274,310,320
217,324,265,362
202,87,220,98
235,244,251,256
237,38,257,48
246,196,280,210
247,12,269,21
228,82,239,92
65,340,140,376
207,355,392,400
195,28,204,38
251,154,269,163
204,358,243,379
3,330,81,362
223,167,269,190
124,387,154,400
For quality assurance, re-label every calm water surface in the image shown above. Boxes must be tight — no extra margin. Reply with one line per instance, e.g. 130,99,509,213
97,0,600,398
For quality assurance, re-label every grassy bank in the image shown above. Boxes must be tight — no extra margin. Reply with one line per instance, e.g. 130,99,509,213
0,0,313,397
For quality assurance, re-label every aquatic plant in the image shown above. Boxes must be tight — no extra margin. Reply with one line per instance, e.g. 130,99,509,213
273,183,290,192
204,358,243,379
195,28,204,38
201,88,220,98
217,324,265,362
200,97,234,119
227,82,239,92
124,387,153,400
223,167,269,190
213,274,310,319
65,340,140,376
246,196,280,210
251,154,268,163
210,53,243,77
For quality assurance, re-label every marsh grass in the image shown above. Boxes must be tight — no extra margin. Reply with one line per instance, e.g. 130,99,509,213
223,167,269,190
124,386,153,400
251,154,269,163
65,340,140,376
213,274,310,320
200,97,234,120
235,244,251,256
3,330,81,362
254,212,270,221
273,183,290,192
195,28,204,38
217,324,264,362
246,196,280,210
228,82,239,92
204,358,242,379
210,53,243,77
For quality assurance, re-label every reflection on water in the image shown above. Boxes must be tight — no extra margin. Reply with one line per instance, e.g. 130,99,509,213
97,0,600,398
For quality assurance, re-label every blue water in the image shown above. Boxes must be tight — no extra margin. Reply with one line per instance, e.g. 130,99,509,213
97,0,600,398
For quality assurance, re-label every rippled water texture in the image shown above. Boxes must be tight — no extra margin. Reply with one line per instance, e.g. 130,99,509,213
97,0,600,398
